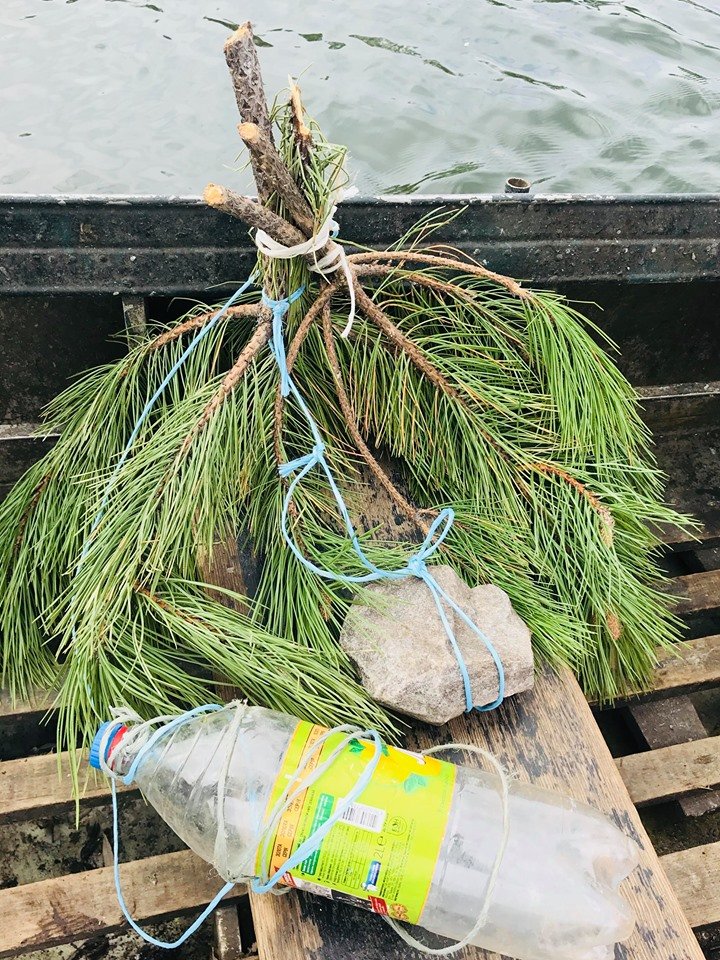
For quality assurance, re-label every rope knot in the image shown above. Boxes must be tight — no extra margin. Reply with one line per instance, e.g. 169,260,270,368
406,556,427,578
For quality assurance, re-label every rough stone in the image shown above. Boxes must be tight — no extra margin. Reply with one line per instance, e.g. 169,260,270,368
340,565,534,724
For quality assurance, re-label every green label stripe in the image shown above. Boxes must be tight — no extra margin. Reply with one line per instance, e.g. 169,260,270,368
301,792,334,875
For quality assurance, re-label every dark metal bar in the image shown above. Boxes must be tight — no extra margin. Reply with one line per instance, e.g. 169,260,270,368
0,194,718,294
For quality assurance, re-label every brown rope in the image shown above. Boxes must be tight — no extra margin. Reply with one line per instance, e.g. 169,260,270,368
321,303,431,536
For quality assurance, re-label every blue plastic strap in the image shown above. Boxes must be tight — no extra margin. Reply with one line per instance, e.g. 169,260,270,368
262,289,505,713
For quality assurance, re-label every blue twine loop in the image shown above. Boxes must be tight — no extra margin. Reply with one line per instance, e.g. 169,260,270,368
264,289,505,714
92,273,505,951
103,704,383,947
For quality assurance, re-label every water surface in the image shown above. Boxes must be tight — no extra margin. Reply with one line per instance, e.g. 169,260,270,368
1,0,719,195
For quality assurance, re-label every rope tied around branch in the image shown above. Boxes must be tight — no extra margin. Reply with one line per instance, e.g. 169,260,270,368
254,195,358,336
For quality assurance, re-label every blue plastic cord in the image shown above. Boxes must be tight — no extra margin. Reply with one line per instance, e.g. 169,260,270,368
109,705,233,949
107,704,383,944
263,289,505,712
97,275,505,950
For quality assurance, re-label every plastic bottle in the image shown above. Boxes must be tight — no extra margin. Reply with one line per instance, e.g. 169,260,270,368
91,704,638,960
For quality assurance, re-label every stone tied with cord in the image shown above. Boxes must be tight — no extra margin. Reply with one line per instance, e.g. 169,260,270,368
340,565,534,724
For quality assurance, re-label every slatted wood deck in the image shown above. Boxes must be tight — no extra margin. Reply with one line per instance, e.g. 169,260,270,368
1,561,718,958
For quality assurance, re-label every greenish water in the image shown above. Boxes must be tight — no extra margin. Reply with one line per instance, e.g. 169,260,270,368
1,0,719,195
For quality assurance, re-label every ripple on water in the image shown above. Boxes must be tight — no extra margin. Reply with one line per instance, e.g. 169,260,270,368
0,0,719,194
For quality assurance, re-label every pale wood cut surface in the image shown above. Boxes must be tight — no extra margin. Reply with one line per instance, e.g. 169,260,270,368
253,663,704,960
0,850,242,958
617,735,720,806
662,841,720,931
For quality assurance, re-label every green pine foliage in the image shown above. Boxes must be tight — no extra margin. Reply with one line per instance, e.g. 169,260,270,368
0,100,693,774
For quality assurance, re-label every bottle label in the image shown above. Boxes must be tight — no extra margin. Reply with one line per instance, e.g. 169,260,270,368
257,722,456,924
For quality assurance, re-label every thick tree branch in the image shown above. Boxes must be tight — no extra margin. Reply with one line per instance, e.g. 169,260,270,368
223,22,274,201
204,184,306,247
238,122,316,236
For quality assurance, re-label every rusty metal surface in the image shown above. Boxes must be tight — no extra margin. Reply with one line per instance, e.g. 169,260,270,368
0,194,718,295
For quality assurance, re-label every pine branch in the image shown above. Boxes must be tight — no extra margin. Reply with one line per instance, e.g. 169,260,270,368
321,302,431,534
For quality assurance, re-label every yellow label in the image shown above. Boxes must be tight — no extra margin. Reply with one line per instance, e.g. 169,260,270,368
258,722,456,923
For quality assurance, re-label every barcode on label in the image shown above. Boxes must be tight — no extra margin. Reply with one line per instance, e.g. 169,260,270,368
340,801,386,833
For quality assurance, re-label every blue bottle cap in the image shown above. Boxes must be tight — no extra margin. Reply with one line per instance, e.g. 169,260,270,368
89,720,125,770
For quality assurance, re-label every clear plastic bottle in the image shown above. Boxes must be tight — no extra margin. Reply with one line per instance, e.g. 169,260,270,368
95,704,637,960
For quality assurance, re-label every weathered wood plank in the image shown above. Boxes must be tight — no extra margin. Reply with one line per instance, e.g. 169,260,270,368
638,635,720,701
661,569,720,616
0,751,132,823
617,735,720,806
627,699,720,815
662,841,720,932
0,850,242,958
253,664,703,960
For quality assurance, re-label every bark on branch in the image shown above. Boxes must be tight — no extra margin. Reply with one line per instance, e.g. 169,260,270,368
238,122,315,236
204,184,306,247
224,22,274,201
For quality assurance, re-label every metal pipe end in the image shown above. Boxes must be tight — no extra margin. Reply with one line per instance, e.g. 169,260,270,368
504,177,531,194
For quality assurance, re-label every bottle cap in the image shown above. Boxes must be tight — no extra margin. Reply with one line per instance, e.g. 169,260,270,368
89,720,126,770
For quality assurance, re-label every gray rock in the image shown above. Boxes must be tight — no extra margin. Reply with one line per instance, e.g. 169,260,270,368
340,565,534,724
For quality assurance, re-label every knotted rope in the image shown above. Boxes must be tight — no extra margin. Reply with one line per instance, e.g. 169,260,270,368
254,202,357,336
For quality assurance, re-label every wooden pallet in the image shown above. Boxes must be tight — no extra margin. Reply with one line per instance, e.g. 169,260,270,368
1,557,718,959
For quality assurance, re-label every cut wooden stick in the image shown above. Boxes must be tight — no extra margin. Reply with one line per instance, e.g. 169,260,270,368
290,81,313,160
204,184,306,247
223,22,274,200
238,122,316,237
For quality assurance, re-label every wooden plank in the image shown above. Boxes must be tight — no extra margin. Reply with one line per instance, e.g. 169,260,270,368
617,735,720,806
661,569,720,616
0,751,132,823
0,850,243,958
662,841,720,931
252,664,704,960
627,699,720,815
639,635,720,701
637,381,720,435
